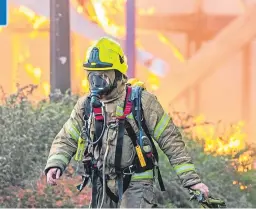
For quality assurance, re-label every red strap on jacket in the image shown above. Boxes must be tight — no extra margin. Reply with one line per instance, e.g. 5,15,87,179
117,86,133,120
93,107,104,121
93,86,133,121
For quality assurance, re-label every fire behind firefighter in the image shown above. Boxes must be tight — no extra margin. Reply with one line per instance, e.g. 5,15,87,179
45,37,209,208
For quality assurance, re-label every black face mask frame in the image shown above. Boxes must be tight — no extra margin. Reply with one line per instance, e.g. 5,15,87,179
88,72,112,107
89,73,111,93
87,70,125,108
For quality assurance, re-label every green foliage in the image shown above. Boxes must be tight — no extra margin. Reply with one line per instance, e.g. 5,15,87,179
0,86,79,207
186,138,255,208
156,138,256,208
0,86,255,208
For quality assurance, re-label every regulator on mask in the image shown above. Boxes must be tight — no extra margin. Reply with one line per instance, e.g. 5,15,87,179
88,72,112,108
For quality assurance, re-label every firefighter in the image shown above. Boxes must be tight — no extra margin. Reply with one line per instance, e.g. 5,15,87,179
45,37,209,208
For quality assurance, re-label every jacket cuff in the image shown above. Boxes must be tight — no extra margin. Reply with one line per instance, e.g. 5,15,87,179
173,163,202,188
183,177,202,188
44,164,65,176
44,154,70,175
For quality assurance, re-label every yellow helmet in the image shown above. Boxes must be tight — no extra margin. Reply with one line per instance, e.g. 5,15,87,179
83,37,128,75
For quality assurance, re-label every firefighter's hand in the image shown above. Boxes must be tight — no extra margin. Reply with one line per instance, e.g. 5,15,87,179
190,183,209,198
46,168,61,186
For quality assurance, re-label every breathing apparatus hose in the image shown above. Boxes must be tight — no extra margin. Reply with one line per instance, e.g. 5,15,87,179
99,124,114,209
86,102,107,145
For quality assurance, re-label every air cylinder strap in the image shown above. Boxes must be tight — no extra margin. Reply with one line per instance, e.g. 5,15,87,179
115,86,133,173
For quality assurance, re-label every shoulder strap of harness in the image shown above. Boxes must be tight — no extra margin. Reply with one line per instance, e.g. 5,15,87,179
114,86,133,174
83,96,91,120
130,86,165,191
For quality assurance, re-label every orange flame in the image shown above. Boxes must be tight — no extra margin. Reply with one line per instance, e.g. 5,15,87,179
191,116,247,156
18,5,47,30
90,0,123,36
172,111,255,190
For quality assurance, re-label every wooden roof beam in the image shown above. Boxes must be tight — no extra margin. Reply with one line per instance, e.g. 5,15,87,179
154,4,256,109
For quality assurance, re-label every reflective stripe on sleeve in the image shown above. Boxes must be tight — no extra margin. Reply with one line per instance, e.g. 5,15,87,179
48,154,69,165
174,163,196,175
64,120,80,142
153,113,171,140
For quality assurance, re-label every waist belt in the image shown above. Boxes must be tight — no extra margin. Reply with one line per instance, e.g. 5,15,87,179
122,163,165,191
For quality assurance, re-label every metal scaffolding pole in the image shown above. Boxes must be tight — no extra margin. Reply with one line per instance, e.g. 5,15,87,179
125,0,136,78
50,0,71,94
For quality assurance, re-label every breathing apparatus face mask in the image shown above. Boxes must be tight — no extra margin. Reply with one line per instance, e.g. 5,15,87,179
88,72,112,95
88,71,114,107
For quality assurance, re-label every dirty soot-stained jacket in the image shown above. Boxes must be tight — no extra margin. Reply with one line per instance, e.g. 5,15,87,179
44,89,201,188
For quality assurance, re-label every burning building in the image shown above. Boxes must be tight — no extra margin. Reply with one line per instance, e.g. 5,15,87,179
0,0,255,174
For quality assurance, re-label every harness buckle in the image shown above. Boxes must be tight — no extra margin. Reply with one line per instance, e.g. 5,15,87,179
123,165,136,175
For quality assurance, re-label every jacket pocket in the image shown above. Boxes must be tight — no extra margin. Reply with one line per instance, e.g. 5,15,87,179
141,182,158,208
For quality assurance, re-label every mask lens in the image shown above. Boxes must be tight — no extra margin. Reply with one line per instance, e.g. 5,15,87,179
88,72,111,94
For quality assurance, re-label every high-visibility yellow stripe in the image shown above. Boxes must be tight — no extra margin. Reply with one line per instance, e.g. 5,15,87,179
75,137,86,161
48,154,69,165
64,120,80,142
127,113,134,119
116,106,124,117
116,106,134,119
153,113,171,140
174,163,196,175
131,169,154,180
